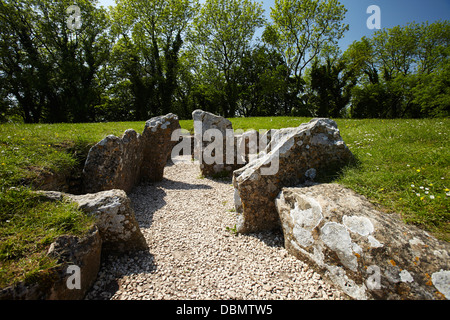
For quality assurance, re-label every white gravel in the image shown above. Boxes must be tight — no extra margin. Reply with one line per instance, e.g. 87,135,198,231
85,158,345,300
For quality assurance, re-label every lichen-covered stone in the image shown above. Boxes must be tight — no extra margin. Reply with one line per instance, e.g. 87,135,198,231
82,114,180,193
141,113,181,181
82,129,143,193
233,118,354,233
276,184,450,300
67,189,148,254
192,109,243,177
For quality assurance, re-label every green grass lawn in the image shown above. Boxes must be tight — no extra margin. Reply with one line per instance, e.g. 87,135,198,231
0,117,449,288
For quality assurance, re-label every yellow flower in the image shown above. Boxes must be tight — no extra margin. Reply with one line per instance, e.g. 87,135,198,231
445,188,449,192
1,163,5,166
416,169,421,173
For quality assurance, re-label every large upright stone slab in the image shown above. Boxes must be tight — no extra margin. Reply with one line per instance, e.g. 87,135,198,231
141,113,180,182
82,114,180,193
276,184,450,300
192,110,243,177
83,129,143,194
233,118,354,233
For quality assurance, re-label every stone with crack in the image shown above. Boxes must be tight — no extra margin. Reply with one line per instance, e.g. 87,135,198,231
275,184,450,300
233,118,354,233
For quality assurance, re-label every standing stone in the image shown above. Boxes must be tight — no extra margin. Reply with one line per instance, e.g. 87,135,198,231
237,130,259,164
276,184,450,300
83,129,143,194
192,109,243,177
82,114,180,193
141,113,181,182
233,118,354,233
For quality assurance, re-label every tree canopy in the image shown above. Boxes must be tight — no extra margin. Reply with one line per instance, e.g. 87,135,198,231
0,0,448,123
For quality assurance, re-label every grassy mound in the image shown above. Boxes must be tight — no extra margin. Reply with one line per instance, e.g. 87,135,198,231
0,117,448,288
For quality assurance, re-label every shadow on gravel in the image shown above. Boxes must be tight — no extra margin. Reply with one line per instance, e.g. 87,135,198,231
88,250,157,300
160,178,213,190
129,179,213,229
129,184,166,229
247,227,285,249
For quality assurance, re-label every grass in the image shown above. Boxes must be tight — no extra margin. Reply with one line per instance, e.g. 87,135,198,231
335,118,449,241
0,116,449,288
0,187,95,288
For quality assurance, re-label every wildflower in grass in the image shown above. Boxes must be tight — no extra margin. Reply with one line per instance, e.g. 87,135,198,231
411,184,415,188
416,193,420,197
429,183,433,187
425,191,429,195
445,188,449,192
420,196,425,201
430,195,435,200
416,169,421,173
420,186,424,190
1,163,5,166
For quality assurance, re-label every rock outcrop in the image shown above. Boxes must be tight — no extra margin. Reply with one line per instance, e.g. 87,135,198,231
276,184,450,300
82,114,180,193
233,118,354,233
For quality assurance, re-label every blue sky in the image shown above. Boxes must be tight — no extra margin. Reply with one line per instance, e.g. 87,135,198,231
97,0,450,50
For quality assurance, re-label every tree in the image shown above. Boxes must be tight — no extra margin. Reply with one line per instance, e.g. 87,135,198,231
263,0,348,115
309,56,356,118
0,0,111,123
345,21,450,119
236,45,289,117
191,0,265,117
107,0,198,120
343,37,379,85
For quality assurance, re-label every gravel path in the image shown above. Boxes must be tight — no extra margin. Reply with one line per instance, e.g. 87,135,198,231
85,158,345,300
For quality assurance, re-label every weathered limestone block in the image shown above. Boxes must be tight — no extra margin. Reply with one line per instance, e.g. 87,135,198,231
82,129,143,193
276,184,450,300
82,113,180,193
233,118,354,233
141,113,180,182
46,226,102,299
192,109,243,177
67,189,148,254
236,130,259,164
0,226,101,300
